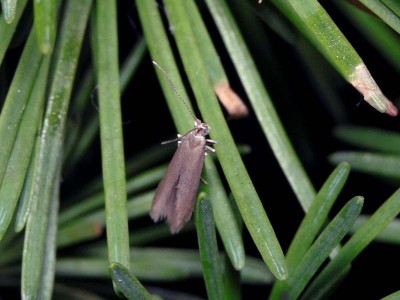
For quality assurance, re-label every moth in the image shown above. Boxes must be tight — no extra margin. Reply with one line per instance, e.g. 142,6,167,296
150,61,217,233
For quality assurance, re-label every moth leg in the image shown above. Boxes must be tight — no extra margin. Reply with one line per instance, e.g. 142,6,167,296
205,145,215,153
206,139,217,144
200,177,208,185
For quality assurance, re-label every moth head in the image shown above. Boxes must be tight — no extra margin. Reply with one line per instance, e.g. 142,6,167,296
194,118,210,136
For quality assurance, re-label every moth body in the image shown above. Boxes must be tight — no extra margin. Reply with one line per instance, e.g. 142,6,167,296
150,119,216,233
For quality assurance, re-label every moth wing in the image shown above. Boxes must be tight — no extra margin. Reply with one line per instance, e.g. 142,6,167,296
150,133,206,233
150,148,183,223
169,141,205,233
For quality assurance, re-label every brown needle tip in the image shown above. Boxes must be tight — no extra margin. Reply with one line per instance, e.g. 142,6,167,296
386,100,398,117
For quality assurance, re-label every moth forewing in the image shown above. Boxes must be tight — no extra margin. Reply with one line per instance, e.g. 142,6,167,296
150,120,215,233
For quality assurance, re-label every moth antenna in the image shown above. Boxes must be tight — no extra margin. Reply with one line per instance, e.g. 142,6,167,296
152,60,197,121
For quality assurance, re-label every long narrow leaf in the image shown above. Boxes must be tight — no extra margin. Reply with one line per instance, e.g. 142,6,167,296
1,0,17,23
119,37,147,93
14,137,40,232
33,0,56,53
270,162,350,298
58,165,166,225
0,29,42,187
195,193,223,300
36,162,61,300
56,248,273,285
57,221,103,249
94,0,130,273
270,0,397,115
221,255,241,300
350,215,400,244
0,56,50,240
337,1,400,73
0,0,28,63
358,0,400,34
284,197,363,300
0,237,23,266
302,189,400,299
62,69,96,171
21,1,93,299
382,0,400,16
286,162,350,266
329,151,400,180
110,262,153,300
205,159,245,270
57,191,153,248
129,223,194,246
334,126,400,155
